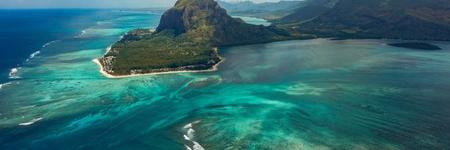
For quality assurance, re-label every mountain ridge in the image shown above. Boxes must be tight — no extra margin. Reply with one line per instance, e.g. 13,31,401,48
217,0,305,20
286,0,450,40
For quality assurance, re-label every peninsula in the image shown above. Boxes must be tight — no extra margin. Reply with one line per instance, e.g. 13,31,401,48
96,0,301,77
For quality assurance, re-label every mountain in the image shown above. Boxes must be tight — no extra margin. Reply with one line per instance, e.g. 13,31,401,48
156,0,292,46
288,0,450,40
98,0,295,76
218,0,305,20
275,0,339,24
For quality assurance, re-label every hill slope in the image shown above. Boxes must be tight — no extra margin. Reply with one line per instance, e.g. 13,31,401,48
290,0,450,40
275,0,338,24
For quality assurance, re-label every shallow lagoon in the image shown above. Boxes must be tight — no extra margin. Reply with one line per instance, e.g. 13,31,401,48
1,10,450,150
233,15,271,26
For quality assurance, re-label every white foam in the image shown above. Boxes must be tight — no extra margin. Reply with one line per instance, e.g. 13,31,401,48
42,43,51,48
183,120,201,129
184,135,191,141
183,120,205,150
75,29,88,38
106,46,112,53
30,51,40,58
192,142,205,150
42,40,58,48
185,145,193,150
187,128,195,139
8,67,21,79
25,40,58,62
26,51,41,62
184,123,193,129
19,117,43,126
0,82,12,89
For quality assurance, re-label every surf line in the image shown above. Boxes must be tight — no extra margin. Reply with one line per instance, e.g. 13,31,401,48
183,120,205,150
0,82,12,89
8,40,60,79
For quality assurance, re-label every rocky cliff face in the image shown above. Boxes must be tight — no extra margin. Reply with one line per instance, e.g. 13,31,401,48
157,0,229,36
156,0,292,46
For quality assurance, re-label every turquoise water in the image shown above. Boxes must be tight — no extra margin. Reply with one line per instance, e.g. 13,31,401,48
1,10,450,150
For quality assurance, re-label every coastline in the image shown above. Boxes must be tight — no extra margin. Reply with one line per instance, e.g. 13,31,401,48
93,49,224,79
93,37,447,79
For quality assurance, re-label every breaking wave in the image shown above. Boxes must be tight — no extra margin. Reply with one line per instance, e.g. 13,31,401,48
8,67,21,79
26,51,40,62
42,40,59,48
0,82,12,89
74,29,89,38
183,121,205,150
19,117,43,126
9,40,59,79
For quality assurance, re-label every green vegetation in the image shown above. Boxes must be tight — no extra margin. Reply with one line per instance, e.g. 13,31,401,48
102,30,220,75
284,0,450,41
273,0,338,24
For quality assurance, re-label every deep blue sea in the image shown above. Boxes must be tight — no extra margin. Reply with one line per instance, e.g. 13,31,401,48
1,9,450,150
0,9,163,83
0,9,97,82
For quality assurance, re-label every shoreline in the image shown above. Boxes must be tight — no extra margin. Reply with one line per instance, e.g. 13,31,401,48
94,31,225,79
93,53,224,79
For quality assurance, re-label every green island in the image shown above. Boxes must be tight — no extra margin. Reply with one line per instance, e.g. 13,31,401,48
98,0,450,77
97,0,307,77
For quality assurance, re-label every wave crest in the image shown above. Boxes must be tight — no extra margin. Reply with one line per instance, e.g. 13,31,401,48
0,82,12,89
19,117,43,126
42,40,59,48
183,120,205,150
9,67,21,79
26,51,41,62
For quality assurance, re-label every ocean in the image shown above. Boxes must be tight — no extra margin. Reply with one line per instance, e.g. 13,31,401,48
1,9,450,150
0,9,162,83
0,9,99,82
